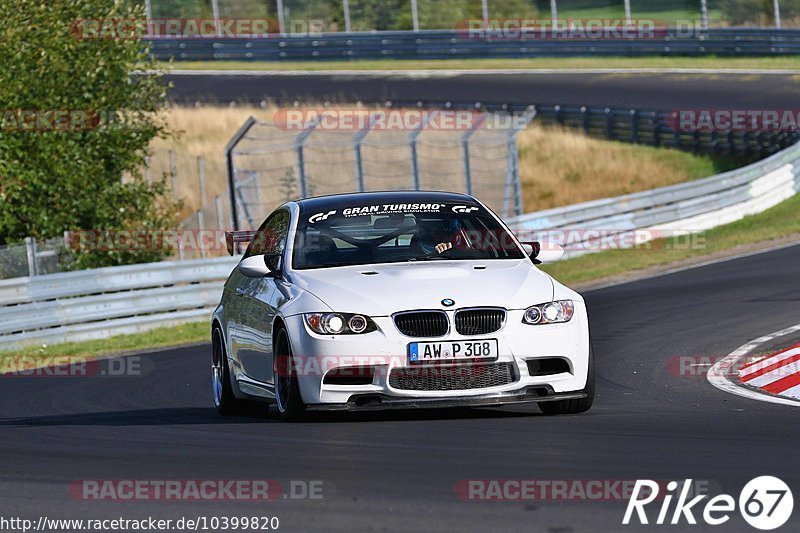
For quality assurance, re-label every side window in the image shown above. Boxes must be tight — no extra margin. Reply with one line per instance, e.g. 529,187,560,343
244,210,290,259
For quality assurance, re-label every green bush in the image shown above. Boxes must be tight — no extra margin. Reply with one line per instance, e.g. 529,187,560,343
717,0,800,26
0,0,179,269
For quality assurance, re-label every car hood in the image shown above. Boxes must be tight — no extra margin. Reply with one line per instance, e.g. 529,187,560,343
291,259,554,316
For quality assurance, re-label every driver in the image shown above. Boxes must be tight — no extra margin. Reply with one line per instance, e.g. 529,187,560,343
413,218,462,255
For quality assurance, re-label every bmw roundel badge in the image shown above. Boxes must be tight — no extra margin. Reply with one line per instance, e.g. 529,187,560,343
441,298,455,307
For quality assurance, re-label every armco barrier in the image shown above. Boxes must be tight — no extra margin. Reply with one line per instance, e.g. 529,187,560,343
507,141,800,256
0,256,237,351
148,28,800,62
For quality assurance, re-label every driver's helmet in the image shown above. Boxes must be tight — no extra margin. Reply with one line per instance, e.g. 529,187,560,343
415,217,462,254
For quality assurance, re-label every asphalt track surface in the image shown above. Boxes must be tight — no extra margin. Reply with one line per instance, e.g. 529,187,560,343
165,71,800,109
2,243,800,532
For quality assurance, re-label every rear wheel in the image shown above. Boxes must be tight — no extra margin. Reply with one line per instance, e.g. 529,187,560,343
539,346,595,415
212,328,244,415
273,328,307,422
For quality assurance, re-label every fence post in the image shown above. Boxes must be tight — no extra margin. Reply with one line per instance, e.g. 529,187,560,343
503,108,536,218
774,0,782,29
410,141,421,190
581,106,590,135
673,112,682,149
343,0,352,33
700,0,709,30
550,0,558,27
409,110,437,191
24,237,38,277
169,149,178,201
411,0,420,32
630,109,639,144
215,195,224,230
605,108,613,140
252,171,265,219
197,157,207,258
294,119,320,199
461,113,487,196
225,116,257,231
211,0,221,37
276,0,286,36
353,113,378,192
652,112,661,147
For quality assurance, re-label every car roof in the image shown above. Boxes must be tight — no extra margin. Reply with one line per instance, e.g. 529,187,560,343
295,190,478,214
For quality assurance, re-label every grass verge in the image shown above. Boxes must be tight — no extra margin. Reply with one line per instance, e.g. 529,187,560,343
158,56,800,72
541,193,800,286
1,321,209,365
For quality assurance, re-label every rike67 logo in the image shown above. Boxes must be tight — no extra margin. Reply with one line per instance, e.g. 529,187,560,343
623,477,793,530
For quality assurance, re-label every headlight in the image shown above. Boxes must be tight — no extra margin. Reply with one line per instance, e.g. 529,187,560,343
304,313,377,335
522,300,574,325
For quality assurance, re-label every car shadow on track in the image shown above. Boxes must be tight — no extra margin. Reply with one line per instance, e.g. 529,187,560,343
0,404,547,427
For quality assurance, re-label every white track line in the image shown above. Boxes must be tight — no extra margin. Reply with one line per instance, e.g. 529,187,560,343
156,68,800,77
708,323,800,407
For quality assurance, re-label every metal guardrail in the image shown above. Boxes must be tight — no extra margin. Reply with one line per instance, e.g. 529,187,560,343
148,28,800,61
508,140,800,257
389,100,800,159
0,256,237,351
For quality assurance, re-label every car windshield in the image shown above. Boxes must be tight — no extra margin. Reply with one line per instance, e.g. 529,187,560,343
292,201,525,269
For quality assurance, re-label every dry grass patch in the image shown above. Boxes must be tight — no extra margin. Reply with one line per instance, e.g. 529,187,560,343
518,125,739,211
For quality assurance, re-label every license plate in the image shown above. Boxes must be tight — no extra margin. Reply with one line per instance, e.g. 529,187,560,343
408,339,498,363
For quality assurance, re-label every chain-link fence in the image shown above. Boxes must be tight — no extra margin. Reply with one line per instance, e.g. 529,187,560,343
0,236,73,280
221,109,535,231
136,0,800,31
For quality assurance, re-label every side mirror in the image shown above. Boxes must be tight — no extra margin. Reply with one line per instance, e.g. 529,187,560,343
522,240,564,264
239,254,282,278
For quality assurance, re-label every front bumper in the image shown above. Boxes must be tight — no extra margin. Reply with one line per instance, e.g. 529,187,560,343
307,387,587,411
283,303,591,409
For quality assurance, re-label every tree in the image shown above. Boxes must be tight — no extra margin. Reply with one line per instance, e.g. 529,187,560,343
0,0,179,268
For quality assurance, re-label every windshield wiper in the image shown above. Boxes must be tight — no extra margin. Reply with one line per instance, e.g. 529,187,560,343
407,256,452,262
315,261,355,268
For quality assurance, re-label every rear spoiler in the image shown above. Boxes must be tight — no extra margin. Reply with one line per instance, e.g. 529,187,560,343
224,230,257,256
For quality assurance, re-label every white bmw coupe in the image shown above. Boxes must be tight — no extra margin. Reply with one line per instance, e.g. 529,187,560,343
212,191,593,420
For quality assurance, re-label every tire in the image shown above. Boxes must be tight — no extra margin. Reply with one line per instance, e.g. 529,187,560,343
212,328,244,415
273,327,308,422
539,346,595,415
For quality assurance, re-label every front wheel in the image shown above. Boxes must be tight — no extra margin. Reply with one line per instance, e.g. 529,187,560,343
539,346,595,415
273,328,308,422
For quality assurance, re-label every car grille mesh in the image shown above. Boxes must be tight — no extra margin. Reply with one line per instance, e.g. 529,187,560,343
454,309,506,335
389,363,516,391
393,311,448,337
